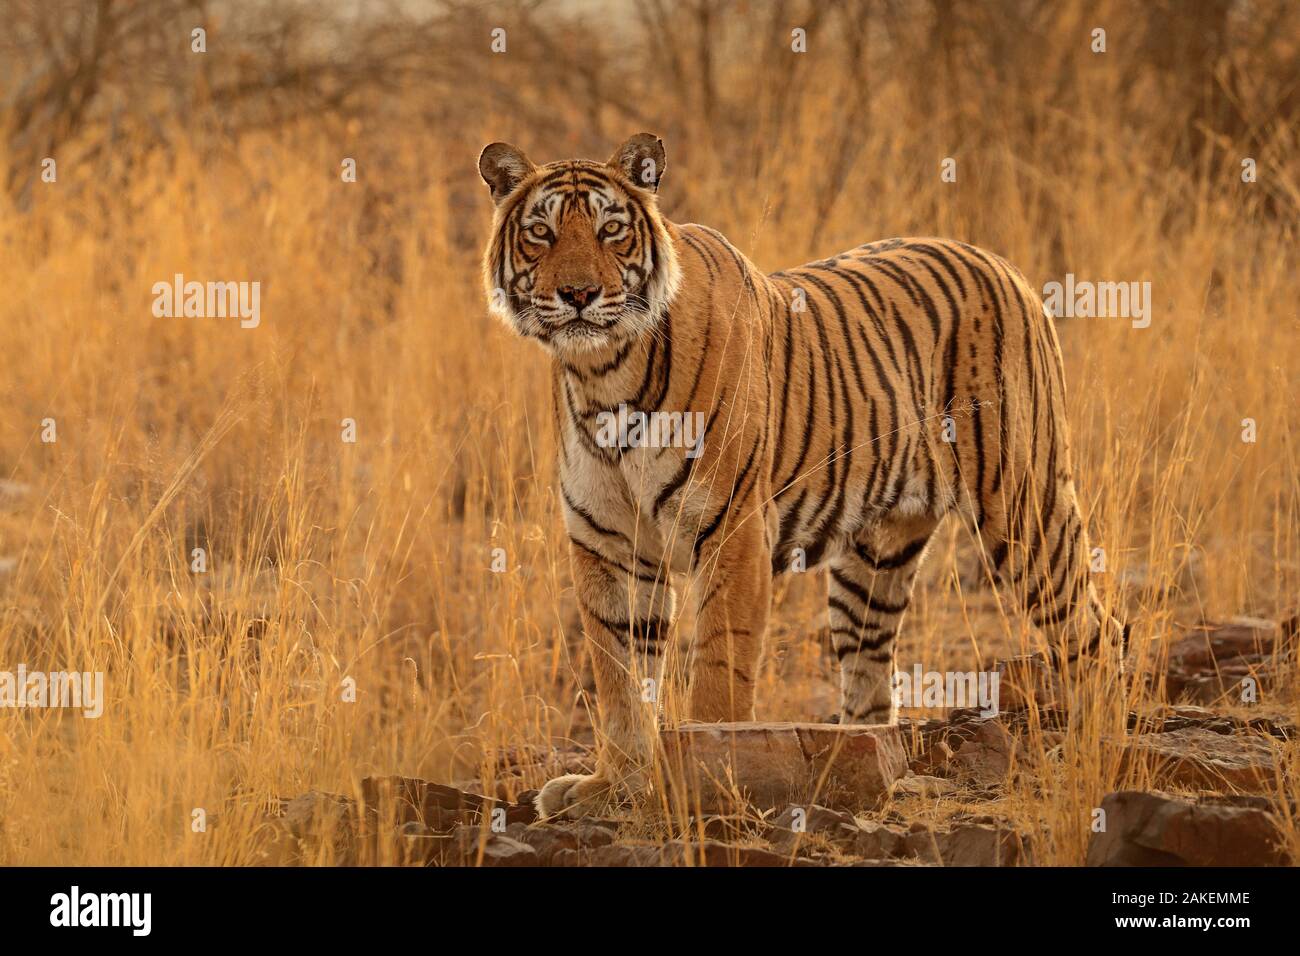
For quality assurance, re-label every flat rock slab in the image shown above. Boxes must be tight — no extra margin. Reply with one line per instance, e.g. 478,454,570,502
1110,726,1279,791
1168,617,1281,669
1087,791,1290,866
661,721,906,812
1165,617,1289,704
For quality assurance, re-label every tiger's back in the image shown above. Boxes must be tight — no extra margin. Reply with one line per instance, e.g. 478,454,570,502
760,234,1070,574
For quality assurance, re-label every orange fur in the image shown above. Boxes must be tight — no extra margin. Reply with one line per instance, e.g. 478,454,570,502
478,135,1123,819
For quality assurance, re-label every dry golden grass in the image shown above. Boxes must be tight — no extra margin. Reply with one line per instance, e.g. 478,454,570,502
0,1,1296,865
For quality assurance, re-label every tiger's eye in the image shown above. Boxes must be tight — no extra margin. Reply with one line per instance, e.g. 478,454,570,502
528,223,550,240
602,221,623,237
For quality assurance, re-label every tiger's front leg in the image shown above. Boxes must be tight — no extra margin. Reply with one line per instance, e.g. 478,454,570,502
687,508,771,722
536,539,676,820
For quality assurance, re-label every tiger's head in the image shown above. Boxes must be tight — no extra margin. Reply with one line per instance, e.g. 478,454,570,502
478,133,681,356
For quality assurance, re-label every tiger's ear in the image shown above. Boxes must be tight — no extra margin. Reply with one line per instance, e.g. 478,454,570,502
607,133,666,192
478,142,536,205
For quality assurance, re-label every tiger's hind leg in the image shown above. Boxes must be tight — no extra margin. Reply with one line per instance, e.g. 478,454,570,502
978,475,1126,686
830,515,939,724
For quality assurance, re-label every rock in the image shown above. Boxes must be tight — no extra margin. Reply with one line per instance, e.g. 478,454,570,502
1168,667,1268,705
908,737,957,776
770,803,856,833
360,775,535,830
994,655,1059,712
1112,726,1278,791
899,707,1041,779
399,823,455,865
946,719,1017,784
1161,704,1216,721
853,821,909,859
549,846,655,867
1087,791,1290,866
452,830,539,866
502,821,616,864
847,818,1029,865
844,857,934,867
1152,706,1293,740
660,721,906,812
688,842,798,867
891,774,958,798
490,745,593,780
942,824,1031,866
684,814,760,842
554,841,801,867
769,804,859,852
1169,618,1277,669
1165,618,1284,704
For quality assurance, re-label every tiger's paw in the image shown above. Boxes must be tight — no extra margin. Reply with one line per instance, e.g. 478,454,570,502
535,772,618,821
836,703,897,726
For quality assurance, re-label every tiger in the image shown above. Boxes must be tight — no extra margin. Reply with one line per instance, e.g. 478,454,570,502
477,133,1125,820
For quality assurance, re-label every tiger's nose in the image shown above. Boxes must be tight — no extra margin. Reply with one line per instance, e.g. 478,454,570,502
557,285,599,309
